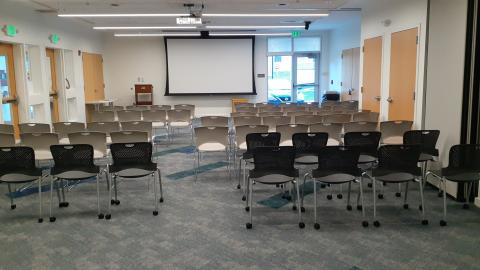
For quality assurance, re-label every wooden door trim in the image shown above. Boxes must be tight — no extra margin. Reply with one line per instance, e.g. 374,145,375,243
46,48,59,122
0,43,19,137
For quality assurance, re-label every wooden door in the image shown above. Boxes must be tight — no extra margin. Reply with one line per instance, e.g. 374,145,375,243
362,37,383,113
388,28,418,121
46,48,59,122
341,49,353,101
0,43,19,137
82,52,105,102
351,47,360,101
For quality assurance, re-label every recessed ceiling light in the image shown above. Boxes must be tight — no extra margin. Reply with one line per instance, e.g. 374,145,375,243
94,26,197,30
206,25,304,29
202,13,328,17
58,13,190,17
114,33,201,37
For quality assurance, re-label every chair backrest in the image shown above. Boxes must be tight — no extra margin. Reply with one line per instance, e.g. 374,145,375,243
19,123,51,133
236,107,258,114
255,102,273,108
200,116,229,127
352,112,379,122
403,130,440,156
142,110,167,123
151,105,172,110
377,145,421,175
309,123,343,145
445,144,480,172
68,132,107,157
246,132,281,152
0,133,15,147
304,102,319,108
110,142,153,167
276,124,309,146
283,106,306,113
167,109,192,123
117,110,142,122
231,112,256,118
125,105,150,111
343,121,378,133
258,112,284,117
252,146,296,173
292,132,329,154
174,104,195,117
295,115,323,125
235,103,255,109
233,116,262,126
87,122,121,134
50,144,95,169
53,122,85,137
380,120,413,144
234,125,269,149
121,121,153,139
316,146,361,174
102,105,124,112
286,111,312,116
20,133,59,152
111,131,149,143
194,126,229,150
91,111,115,122
259,106,282,113
0,124,14,134
262,116,291,131
323,114,352,124
0,147,36,174
344,131,381,157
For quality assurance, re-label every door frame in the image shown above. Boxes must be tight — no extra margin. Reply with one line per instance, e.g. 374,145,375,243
0,42,20,137
46,47,60,123
292,52,320,103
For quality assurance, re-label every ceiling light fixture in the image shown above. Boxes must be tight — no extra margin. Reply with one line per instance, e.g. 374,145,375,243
94,26,197,30
114,33,201,37
209,32,291,36
58,13,327,18
58,13,189,17
206,25,303,29
202,13,328,17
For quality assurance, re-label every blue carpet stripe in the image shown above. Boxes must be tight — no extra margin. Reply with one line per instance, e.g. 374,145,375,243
5,178,96,199
166,161,228,180
153,146,195,157
257,181,317,209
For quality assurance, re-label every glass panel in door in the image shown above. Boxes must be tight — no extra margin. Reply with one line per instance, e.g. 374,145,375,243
268,55,292,103
294,54,318,103
0,43,19,137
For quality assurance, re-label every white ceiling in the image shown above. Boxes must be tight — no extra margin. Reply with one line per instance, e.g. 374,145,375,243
15,0,361,32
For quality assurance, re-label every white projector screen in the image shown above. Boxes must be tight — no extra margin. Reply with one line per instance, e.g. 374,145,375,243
165,37,256,95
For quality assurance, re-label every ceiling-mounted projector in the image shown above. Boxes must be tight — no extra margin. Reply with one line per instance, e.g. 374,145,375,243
176,16,202,25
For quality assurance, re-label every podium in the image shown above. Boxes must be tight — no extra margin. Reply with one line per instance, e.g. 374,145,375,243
135,84,153,105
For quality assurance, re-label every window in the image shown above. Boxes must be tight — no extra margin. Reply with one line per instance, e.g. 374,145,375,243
267,37,292,53
294,37,321,52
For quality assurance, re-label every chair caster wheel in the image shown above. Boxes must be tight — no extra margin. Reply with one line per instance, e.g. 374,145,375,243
236,184,241,189
362,221,369,227
440,220,447,226
373,220,380,227
403,204,409,209
153,211,158,216
419,205,423,211
292,206,297,211
38,218,43,223
59,202,69,207
463,204,469,209
10,204,16,210
246,223,252,229
241,195,246,201
245,207,250,212
367,183,372,188
105,214,111,220
159,198,164,203
347,205,352,211
98,214,104,219
301,207,305,213
114,200,120,205
110,199,115,205
378,194,384,199
357,205,362,211
395,192,401,197
314,223,320,230
421,219,429,225
337,194,343,199
49,217,56,222
299,222,305,229
326,195,333,200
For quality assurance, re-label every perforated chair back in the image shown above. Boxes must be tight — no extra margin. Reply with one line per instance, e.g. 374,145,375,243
91,111,115,122
142,110,167,123
444,144,480,174
20,133,59,160
292,132,328,155
0,133,15,147
246,133,281,154
315,146,361,176
344,132,381,157
234,125,269,150
376,145,421,175
344,121,378,133
309,123,343,145
258,112,283,117
50,144,96,171
233,116,261,126
352,112,379,122
194,126,229,151
262,116,291,131
167,109,192,123
151,105,171,110
87,122,121,134
121,121,153,139
0,124,14,134
276,124,309,146
200,116,229,127
403,130,440,157
251,146,297,178
110,131,149,143
19,123,50,134
117,110,142,122
295,115,323,125
53,122,85,138
0,147,37,176
68,132,107,158
110,142,154,171
380,121,413,144
323,114,352,124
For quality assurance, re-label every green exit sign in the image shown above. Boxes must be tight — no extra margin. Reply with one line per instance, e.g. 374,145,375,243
49,34,60,44
291,31,301,38
2,24,17,37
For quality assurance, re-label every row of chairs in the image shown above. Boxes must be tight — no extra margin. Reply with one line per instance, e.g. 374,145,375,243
99,104,194,113
92,109,193,123
0,142,163,223
229,112,380,124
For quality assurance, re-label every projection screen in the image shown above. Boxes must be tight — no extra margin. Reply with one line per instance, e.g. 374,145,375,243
165,37,256,95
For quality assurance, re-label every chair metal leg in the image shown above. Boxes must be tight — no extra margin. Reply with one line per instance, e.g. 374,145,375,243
153,173,159,216
242,160,247,200
157,169,164,203
403,182,409,208
441,178,447,225
246,176,253,229
295,179,304,228
313,179,319,229
418,177,427,225
7,183,15,209
373,178,379,227
346,181,352,210
61,179,67,203
96,174,103,219
38,177,43,222
113,176,118,203
106,174,113,219
49,178,56,222
245,173,250,209
359,176,368,227
237,157,242,190
301,173,309,211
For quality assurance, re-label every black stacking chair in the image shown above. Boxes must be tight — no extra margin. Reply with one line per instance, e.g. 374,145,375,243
0,147,44,222
364,145,428,227
241,133,281,202
426,144,480,226
48,144,104,222
246,146,303,229
404,130,440,184
107,142,163,218
303,146,367,229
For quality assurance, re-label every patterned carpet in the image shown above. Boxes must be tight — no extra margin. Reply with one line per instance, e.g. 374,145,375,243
1,134,480,270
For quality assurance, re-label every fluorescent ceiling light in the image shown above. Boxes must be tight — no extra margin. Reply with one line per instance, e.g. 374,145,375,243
206,25,303,29
209,32,291,36
114,33,201,37
59,13,189,17
94,26,197,30
203,13,328,17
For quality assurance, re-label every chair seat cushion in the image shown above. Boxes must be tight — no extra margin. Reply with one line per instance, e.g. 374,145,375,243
249,169,299,180
312,169,362,179
34,150,53,161
373,171,416,183
198,143,226,152
242,152,253,160
0,169,43,183
110,163,158,178
152,122,166,128
295,154,318,165
358,154,377,164
51,166,100,180
441,168,480,182
419,153,434,162
250,174,295,184
170,122,190,127
311,173,357,184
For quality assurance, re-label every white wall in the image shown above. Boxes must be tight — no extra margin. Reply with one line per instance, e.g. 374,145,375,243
0,0,104,123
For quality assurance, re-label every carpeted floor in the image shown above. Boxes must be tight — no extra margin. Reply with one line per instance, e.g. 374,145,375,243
1,134,480,270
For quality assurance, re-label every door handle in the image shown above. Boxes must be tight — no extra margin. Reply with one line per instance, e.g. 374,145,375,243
374,96,381,101
387,97,393,103
2,96,18,104
65,78,71,89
